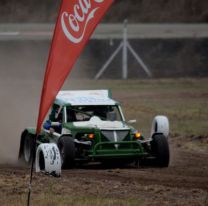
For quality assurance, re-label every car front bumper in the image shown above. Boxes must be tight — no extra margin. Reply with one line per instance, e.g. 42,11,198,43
88,141,149,159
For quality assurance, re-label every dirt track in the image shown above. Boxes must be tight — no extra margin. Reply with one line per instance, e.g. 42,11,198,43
0,135,207,206
0,79,207,205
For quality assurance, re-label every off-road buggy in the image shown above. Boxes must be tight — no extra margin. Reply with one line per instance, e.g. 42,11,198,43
19,90,170,175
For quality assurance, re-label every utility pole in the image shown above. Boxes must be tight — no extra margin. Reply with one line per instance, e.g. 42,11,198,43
122,19,128,79
95,19,152,79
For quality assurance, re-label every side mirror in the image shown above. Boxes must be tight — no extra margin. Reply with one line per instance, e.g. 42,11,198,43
128,120,137,124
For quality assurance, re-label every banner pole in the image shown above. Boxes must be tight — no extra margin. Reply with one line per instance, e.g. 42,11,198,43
27,134,37,206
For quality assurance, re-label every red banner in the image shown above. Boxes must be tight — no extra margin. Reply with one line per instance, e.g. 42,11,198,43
36,0,114,134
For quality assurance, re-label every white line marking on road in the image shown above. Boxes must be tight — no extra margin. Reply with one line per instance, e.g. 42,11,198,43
0,32,20,36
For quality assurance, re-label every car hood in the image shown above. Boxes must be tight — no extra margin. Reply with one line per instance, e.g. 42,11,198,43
72,116,129,130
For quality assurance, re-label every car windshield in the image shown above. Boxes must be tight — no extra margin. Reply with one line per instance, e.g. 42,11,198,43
66,105,123,122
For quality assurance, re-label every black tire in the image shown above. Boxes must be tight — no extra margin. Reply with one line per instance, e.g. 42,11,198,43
19,131,34,164
58,136,75,169
151,134,170,167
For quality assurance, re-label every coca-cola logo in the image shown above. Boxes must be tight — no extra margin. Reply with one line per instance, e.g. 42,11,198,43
61,0,104,44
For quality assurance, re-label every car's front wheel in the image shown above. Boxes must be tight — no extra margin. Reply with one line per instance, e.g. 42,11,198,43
151,134,170,167
58,136,75,169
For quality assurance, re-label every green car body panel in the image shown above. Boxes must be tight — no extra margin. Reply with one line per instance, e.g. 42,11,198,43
20,90,151,164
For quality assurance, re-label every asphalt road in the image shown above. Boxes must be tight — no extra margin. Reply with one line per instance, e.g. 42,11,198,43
0,23,208,41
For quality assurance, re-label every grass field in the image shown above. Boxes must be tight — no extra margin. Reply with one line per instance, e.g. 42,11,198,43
2,194,142,206
0,78,208,206
65,78,208,137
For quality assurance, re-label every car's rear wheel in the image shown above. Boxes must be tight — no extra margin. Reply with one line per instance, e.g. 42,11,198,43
19,132,34,164
151,134,170,167
58,136,75,169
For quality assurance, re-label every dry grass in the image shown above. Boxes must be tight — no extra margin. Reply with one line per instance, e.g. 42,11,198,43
0,78,207,206
65,78,208,137
2,195,142,206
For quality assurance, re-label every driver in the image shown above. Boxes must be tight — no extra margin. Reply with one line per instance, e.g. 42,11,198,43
43,106,62,133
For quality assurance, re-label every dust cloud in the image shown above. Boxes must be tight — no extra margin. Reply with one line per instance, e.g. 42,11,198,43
0,79,40,164
0,40,90,164
0,41,47,164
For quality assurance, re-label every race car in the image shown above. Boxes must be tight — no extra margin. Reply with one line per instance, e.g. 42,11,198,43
18,90,170,175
